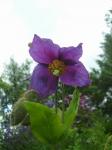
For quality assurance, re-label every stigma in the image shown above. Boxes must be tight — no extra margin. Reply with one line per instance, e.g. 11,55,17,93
48,59,66,76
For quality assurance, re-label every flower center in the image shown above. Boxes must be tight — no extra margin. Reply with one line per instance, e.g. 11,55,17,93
48,59,66,76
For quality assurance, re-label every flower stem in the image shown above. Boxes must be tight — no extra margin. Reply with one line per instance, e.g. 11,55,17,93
55,90,58,114
61,83,65,123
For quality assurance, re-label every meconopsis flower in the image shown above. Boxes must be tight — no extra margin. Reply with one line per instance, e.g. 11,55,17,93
29,34,90,97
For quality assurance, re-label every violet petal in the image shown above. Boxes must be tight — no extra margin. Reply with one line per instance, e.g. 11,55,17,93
60,62,90,87
59,43,83,65
29,34,59,64
30,64,58,97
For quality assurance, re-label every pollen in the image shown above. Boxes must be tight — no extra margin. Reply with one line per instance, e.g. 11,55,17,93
48,59,66,76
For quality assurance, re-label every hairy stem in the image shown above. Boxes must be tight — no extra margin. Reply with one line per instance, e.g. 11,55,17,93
55,90,58,114
61,83,65,123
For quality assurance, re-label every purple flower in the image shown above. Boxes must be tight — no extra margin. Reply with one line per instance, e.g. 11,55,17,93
29,34,90,97
44,100,54,108
80,95,91,110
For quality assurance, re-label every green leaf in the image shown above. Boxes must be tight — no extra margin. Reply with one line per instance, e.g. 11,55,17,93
23,101,65,145
11,90,38,126
11,97,28,125
64,89,80,129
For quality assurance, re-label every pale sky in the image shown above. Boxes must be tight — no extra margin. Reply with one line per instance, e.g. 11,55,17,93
0,0,112,74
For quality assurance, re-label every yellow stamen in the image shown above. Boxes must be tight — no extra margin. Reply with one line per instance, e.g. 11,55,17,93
48,59,66,76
